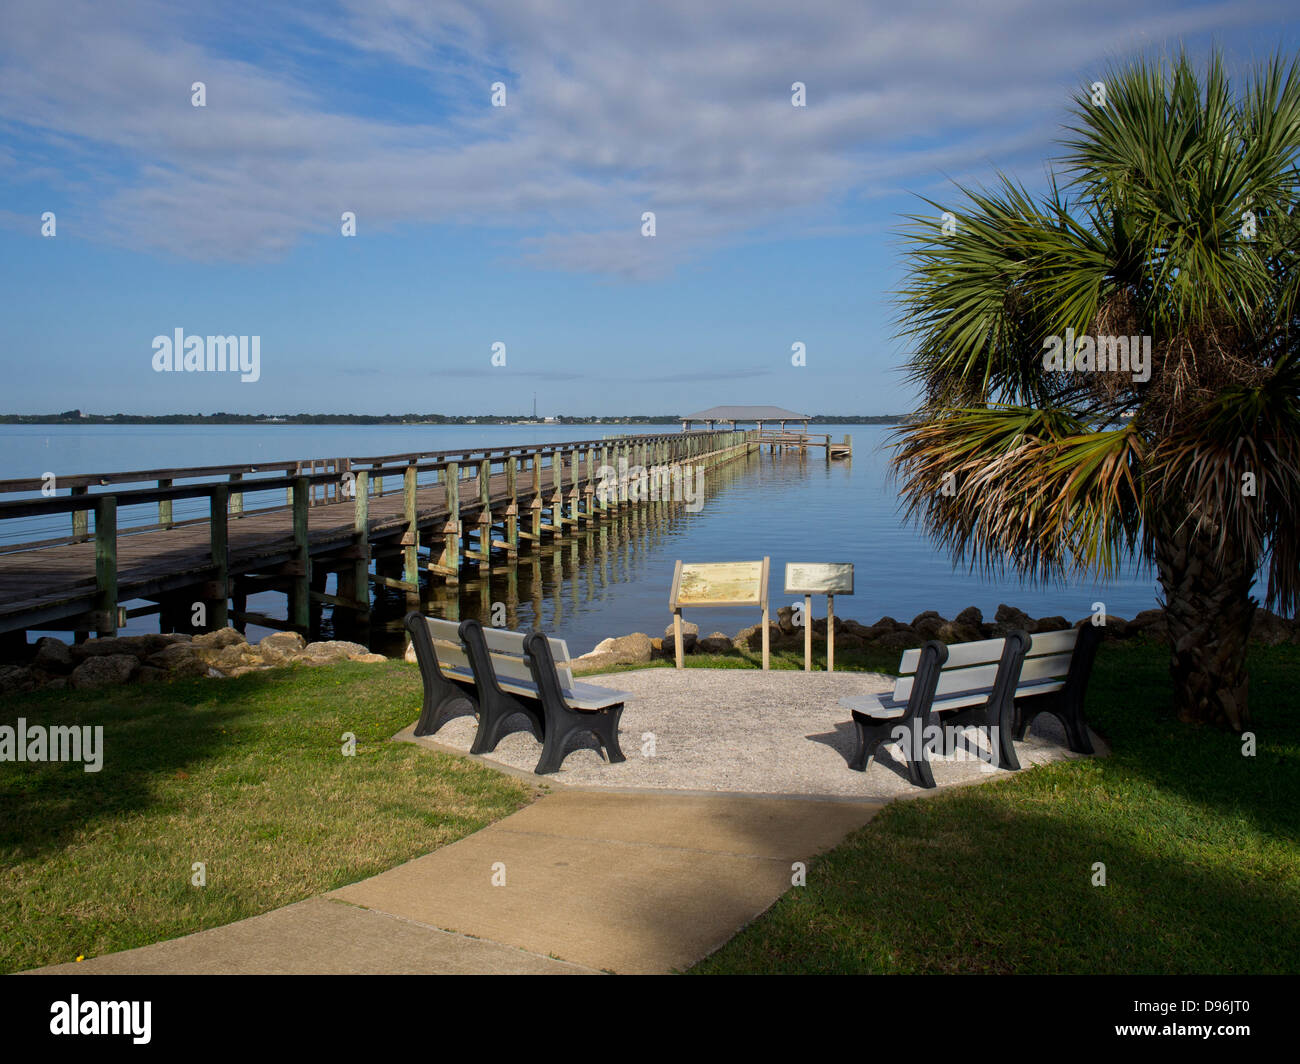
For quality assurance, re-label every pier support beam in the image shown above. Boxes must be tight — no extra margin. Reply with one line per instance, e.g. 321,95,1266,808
94,496,118,637
209,485,229,630
289,477,311,632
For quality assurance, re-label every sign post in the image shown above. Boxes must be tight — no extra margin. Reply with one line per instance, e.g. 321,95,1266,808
669,557,771,669
783,562,854,672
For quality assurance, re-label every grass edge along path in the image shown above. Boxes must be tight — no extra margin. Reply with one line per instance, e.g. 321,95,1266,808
685,640,1300,974
0,661,533,974
3,639,1296,975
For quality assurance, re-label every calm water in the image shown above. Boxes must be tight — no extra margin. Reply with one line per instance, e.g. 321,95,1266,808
0,424,1161,654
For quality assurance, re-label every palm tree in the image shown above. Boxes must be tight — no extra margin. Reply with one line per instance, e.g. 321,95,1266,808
892,50,1300,731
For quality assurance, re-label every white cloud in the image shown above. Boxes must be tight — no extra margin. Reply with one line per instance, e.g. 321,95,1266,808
0,0,1283,272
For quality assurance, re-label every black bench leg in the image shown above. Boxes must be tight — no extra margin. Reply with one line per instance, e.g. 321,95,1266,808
594,706,626,763
1016,699,1095,756
1062,712,1095,755
994,704,1021,771
534,708,625,774
471,695,544,755
849,716,887,771
473,702,543,754
414,687,475,737
850,715,935,787
535,719,577,775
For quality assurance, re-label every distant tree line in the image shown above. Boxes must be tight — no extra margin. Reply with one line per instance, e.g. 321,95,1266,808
0,411,905,425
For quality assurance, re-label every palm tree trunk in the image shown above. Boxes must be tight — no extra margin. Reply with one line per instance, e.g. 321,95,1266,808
1154,515,1255,731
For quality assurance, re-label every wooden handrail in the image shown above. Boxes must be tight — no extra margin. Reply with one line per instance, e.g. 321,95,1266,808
0,428,730,495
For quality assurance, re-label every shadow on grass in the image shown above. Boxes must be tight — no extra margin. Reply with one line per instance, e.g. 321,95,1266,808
0,673,280,862
1083,640,1300,842
690,780,1299,973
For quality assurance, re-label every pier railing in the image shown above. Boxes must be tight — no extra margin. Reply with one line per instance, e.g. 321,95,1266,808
0,429,741,550
0,429,756,638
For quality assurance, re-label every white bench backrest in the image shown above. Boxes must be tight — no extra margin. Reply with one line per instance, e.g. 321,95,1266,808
425,617,472,674
1018,627,1079,684
893,635,1007,703
423,617,574,691
893,626,1080,703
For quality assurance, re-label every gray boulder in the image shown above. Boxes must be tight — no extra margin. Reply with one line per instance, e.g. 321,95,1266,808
33,637,74,673
259,631,308,665
596,633,654,665
663,621,698,653
192,627,248,650
697,631,735,653
70,653,137,689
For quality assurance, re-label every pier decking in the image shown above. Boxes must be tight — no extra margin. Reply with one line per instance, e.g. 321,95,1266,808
0,430,757,646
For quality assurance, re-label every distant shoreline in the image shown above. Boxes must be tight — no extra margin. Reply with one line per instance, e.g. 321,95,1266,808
0,413,906,426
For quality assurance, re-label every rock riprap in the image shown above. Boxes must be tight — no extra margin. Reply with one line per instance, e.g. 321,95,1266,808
1,629,390,693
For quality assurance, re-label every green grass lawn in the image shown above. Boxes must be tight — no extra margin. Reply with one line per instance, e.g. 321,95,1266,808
0,662,532,974
688,639,1300,973
4,637,1296,975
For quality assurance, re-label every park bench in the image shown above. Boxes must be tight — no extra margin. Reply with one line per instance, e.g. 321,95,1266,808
404,612,630,774
405,613,543,754
1012,624,1102,755
840,630,1031,788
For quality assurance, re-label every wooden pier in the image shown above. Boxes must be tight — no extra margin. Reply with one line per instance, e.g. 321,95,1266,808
0,429,755,649
757,430,852,458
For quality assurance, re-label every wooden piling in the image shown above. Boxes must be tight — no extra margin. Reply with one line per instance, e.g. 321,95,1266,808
209,485,229,629
94,496,117,636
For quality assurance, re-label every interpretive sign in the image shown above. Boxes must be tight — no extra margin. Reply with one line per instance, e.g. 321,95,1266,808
783,562,854,596
669,558,771,669
671,560,767,608
783,562,855,672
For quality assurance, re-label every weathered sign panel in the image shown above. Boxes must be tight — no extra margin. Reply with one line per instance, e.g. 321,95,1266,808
670,559,768,608
783,562,854,596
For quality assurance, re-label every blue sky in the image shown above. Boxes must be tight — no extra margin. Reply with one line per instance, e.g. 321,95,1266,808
1,0,1295,416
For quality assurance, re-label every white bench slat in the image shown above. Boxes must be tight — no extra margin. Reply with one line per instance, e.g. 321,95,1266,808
425,618,462,642
422,617,616,710
478,625,572,666
895,653,1073,703
898,635,1010,674
1027,628,1080,655
1018,653,1074,683
839,693,905,719
433,641,472,672
1015,678,1065,698
565,680,635,710
895,660,1001,702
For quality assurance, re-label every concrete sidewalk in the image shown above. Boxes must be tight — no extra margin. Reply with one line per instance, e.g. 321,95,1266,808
32,790,879,975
